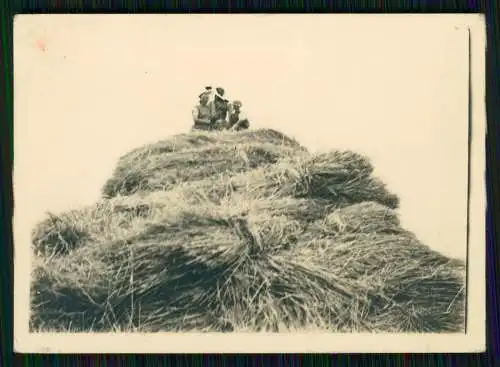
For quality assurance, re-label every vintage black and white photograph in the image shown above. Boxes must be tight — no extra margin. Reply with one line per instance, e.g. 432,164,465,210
13,14,486,353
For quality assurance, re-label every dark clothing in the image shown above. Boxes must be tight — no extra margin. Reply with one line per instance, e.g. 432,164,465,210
212,99,229,123
228,110,239,127
192,123,212,132
227,110,250,131
230,119,250,131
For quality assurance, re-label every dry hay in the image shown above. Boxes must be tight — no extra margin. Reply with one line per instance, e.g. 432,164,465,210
30,206,307,332
31,193,215,258
296,151,399,208
30,200,465,333
30,128,465,333
175,150,399,209
321,201,402,235
286,230,465,332
120,128,305,163
31,190,334,258
102,140,303,198
32,212,92,258
102,128,306,199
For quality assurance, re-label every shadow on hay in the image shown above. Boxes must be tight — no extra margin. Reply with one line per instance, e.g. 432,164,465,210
29,128,466,333
119,128,305,163
30,241,239,332
288,229,466,332
30,217,466,333
102,141,301,199
30,212,264,332
183,151,400,211
29,210,358,332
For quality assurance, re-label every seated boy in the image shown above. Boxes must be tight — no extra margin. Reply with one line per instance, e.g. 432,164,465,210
211,89,230,130
227,100,250,131
191,90,214,131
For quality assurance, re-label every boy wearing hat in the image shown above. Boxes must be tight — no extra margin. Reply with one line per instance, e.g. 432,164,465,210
191,88,214,131
211,87,230,130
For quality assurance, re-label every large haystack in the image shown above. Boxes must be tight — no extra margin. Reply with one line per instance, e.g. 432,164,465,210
30,128,465,333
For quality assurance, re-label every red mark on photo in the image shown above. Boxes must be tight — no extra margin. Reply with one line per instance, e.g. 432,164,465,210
36,39,47,52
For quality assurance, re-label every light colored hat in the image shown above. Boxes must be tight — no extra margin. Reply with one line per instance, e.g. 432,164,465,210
198,86,212,98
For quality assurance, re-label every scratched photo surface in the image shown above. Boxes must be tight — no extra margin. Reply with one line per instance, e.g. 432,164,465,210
13,14,486,353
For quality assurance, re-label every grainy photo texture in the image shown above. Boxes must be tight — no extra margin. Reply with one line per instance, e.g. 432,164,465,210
14,14,486,353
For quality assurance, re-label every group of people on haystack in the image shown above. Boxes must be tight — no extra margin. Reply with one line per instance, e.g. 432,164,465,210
191,86,251,132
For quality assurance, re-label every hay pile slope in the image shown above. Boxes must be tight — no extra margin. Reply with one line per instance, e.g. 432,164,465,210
30,128,465,333
102,129,306,198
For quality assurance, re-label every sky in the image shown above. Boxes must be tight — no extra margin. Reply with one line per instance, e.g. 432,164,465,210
14,14,471,260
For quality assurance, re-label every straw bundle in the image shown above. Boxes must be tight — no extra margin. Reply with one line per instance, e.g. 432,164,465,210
321,201,402,235
120,128,304,162
175,151,399,209
286,230,465,332
102,141,302,198
31,204,464,333
30,128,465,333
